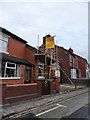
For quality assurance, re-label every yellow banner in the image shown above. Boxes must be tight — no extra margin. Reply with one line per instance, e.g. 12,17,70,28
46,37,55,49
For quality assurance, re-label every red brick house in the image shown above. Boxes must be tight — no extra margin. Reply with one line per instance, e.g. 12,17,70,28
1,28,87,104
39,34,87,83
39,34,60,79
0,27,35,85
0,28,60,104
56,45,87,83
76,55,87,78
0,27,45,104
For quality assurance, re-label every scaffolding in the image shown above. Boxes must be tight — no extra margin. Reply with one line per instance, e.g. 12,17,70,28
35,35,57,79
36,34,74,85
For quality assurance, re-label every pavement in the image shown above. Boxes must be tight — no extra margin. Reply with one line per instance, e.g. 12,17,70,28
60,83,86,92
1,86,88,119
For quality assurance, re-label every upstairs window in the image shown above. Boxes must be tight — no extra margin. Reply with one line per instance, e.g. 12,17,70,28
70,55,73,66
0,32,8,52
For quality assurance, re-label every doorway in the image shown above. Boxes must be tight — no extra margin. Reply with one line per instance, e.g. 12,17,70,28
25,66,32,83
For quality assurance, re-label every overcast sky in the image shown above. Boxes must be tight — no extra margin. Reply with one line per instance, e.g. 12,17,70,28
0,0,89,61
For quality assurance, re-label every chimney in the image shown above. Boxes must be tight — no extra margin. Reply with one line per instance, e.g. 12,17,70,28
69,47,73,53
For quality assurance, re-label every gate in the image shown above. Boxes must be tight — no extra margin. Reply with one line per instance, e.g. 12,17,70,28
42,81,50,95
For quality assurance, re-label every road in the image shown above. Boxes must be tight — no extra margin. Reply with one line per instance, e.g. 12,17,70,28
16,91,89,119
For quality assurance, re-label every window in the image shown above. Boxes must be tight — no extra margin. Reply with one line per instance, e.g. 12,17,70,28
55,70,60,77
38,63,44,79
1,62,21,77
0,32,8,52
70,55,76,67
70,55,72,66
71,68,77,79
16,64,21,77
4,62,16,77
39,66,43,76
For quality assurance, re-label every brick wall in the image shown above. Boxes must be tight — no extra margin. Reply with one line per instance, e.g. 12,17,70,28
25,46,35,65
56,46,87,82
8,37,25,58
77,56,87,78
56,46,70,80
1,79,21,85
6,83,38,97
1,79,60,104
1,82,42,104
24,46,35,82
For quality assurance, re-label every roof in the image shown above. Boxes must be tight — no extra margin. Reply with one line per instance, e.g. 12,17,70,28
0,52,34,66
55,45,68,52
56,45,87,62
75,54,87,63
0,27,27,44
26,44,42,53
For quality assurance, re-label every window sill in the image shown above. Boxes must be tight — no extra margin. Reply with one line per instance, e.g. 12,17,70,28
0,51,9,54
0,77,21,80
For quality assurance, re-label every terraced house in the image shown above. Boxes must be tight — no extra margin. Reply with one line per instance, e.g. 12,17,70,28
55,45,87,83
0,27,36,85
0,27,43,104
0,27,60,104
39,34,87,83
0,27,87,104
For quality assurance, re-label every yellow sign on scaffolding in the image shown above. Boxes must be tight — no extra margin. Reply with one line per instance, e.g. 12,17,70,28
46,37,55,49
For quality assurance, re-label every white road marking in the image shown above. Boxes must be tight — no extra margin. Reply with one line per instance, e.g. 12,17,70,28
36,104,67,117
56,104,67,107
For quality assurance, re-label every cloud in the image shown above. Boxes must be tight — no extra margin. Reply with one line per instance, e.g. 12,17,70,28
0,1,88,60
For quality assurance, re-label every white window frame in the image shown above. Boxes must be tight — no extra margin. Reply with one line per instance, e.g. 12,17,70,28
0,32,8,53
5,62,16,69
4,62,16,77
71,68,77,79
0,61,21,79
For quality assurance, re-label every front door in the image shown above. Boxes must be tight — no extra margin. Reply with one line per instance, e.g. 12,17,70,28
25,66,31,83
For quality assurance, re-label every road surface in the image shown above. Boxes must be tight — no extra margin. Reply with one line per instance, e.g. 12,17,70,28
17,91,88,119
